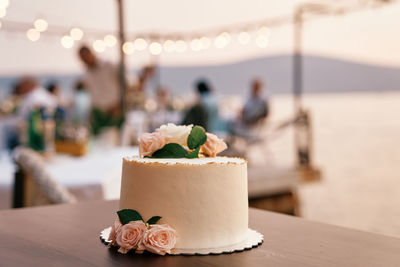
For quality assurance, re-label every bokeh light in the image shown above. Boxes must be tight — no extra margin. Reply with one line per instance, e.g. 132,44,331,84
256,35,269,48
104,34,117,47
26,28,40,42
257,26,270,37
134,38,147,51
190,38,202,51
200,37,211,50
163,40,175,53
60,35,74,48
0,0,9,9
175,40,187,53
0,7,6,18
149,42,162,55
238,31,250,45
70,28,83,41
34,19,48,32
93,40,106,53
214,32,231,49
122,42,134,55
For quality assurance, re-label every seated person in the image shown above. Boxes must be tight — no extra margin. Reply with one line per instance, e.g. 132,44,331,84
242,79,269,126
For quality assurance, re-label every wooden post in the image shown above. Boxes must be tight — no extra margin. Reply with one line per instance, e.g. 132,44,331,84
116,0,127,113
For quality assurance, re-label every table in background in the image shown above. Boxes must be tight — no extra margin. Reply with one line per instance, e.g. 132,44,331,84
1,200,400,267
0,146,138,209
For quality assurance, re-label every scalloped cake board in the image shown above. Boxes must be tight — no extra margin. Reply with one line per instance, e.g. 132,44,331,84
100,227,263,255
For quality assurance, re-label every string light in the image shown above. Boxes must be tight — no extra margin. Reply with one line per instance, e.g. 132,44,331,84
0,0,9,9
256,35,269,48
163,40,175,53
93,39,106,53
214,32,230,49
26,28,40,41
149,42,162,55
60,35,74,48
122,42,134,55
104,34,117,47
0,7,6,18
70,28,83,41
34,19,48,32
200,37,211,49
134,38,147,51
238,31,250,45
190,38,202,51
257,26,270,37
175,40,187,53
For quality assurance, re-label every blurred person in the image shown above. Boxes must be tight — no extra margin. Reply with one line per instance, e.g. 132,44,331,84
149,86,181,131
71,80,91,126
227,79,269,140
15,77,57,151
17,76,57,120
182,79,225,133
46,81,67,118
78,45,154,135
241,79,269,126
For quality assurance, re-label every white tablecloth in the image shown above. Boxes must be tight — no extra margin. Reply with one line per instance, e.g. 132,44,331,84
0,146,138,206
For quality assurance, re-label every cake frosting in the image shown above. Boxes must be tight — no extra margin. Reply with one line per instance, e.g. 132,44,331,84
119,156,248,250
106,124,253,255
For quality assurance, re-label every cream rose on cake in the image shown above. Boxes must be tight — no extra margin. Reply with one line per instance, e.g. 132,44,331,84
138,124,227,158
156,123,192,147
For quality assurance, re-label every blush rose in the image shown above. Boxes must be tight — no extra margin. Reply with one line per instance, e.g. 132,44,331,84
109,218,122,246
116,220,147,254
138,132,167,157
201,133,228,157
136,224,177,255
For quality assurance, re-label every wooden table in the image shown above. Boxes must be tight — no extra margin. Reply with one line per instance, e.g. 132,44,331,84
1,201,400,267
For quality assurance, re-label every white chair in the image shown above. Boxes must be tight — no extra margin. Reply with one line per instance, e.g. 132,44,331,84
13,147,76,207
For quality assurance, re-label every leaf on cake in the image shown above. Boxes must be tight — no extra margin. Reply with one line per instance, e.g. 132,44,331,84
146,216,162,225
151,143,188,158
185,147,200,159
187,126,207,150
117,209,143,225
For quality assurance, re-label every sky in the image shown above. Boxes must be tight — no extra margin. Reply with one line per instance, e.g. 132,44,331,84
0,0,400,75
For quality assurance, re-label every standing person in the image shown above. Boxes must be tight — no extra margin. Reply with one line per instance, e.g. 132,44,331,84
241,79,269,126
78,45,154,135
78,45,123,135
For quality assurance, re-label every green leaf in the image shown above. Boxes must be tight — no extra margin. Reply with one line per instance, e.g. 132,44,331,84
151,143,188,158
117,209,143,225
146,216,162,225
187,126,207,150
185,147,200,159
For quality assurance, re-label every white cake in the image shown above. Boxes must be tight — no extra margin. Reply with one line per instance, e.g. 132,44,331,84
119,156,248,250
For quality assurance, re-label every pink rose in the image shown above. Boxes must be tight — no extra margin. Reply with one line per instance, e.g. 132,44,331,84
109,218,122,246
116,221,147,254
136,224,177,255
138,132,166,157
201,133,228,157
